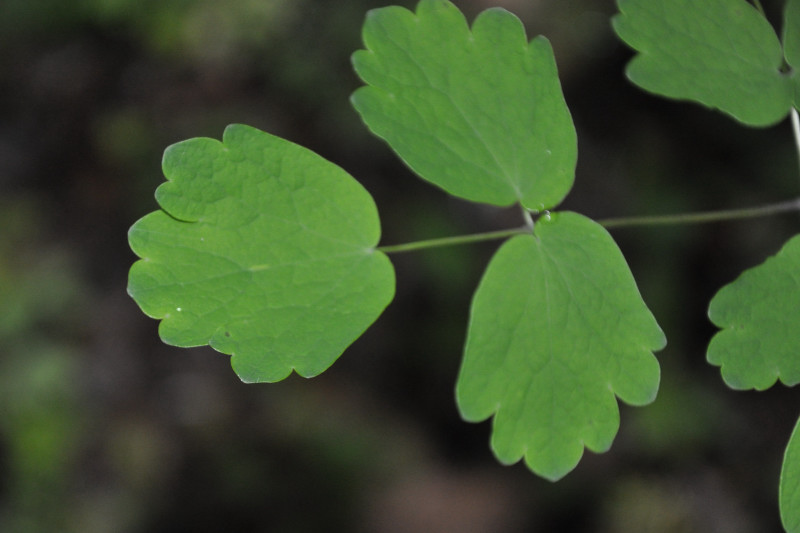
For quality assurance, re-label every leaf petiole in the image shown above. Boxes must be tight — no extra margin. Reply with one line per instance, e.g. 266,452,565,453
521,207,535,229
377,227,530,254
597,197,800,228
377,198,800,255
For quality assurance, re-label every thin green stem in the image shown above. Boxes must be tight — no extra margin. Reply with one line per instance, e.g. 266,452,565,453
595,197,800,228
751,0,766,17
376,198,800,255
521,206,535,229
377,227,530,254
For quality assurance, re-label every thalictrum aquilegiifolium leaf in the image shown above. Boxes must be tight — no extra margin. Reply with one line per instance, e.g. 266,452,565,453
786,0,800,63
456,212,665,481
613,0,797,126
128,124,395,383
782,414,800,533
707,234,800,390
708,229,800,528
786,0,800,106
351,0,577,210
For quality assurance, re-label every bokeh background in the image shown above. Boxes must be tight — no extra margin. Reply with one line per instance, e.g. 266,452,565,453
2,0,800,531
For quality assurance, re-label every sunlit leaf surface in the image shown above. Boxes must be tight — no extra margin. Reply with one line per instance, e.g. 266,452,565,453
128,124,395,383
352,0,577,209
456,212,665,481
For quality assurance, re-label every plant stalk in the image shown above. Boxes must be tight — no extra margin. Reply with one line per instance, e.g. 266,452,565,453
376,198,800,254
377,227,530,254
597,197,800,228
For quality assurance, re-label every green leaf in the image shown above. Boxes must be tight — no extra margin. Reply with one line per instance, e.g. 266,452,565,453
128,124,395,383
613,0,795,126
786,0,800,107
351,0,577,210
456,212,665,481
782,413,800,532
707,234,800,390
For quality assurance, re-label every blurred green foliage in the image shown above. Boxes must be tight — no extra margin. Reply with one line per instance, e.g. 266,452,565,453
0,199,86,531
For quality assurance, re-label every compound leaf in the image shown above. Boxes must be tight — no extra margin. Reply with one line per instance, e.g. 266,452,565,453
782,413,800,532
613,0,795,126
456,212,665,481
128,124,395,383
351,0,577,210
707,234,800,390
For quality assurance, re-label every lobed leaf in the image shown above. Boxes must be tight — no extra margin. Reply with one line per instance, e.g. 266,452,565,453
707,234,800,390
783,413,800,532
613,0,795,126
128,124,395,383
456,212,665,481
351,0,577,210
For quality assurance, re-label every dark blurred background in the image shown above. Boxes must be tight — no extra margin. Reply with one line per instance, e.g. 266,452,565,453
2,0,799,531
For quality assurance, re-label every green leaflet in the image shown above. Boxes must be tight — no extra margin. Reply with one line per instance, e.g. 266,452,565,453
707,234,800,390
786,0,800,107
351,0,577,210
785,0,800,69
613,0,795,126
456,212,665,481
128,124,395,383
782,414,800,532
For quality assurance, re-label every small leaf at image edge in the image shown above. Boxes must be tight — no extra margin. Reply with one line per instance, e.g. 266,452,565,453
707,234,800,390
613,0,795,126
782,413,800,532
784,0,800,69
